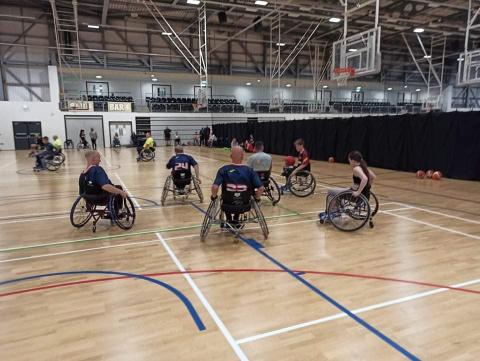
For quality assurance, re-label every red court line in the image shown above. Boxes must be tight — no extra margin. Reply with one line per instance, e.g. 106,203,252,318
1,268,479,298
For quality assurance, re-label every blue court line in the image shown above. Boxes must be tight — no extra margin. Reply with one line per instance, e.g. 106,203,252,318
0,270,206,331
190,202,420,360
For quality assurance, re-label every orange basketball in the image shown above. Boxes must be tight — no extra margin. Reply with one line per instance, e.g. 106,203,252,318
416,170,426,179
432,171,442,180
285,156,295,166
328,157,335,163
426,170,434,179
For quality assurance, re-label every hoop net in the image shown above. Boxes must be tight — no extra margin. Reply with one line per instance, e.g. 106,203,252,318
333,67,356,87
270,91,284,110
197,88,208,108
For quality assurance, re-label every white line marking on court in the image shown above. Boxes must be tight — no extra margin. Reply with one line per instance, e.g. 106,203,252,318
383,211,480,240
390,202,480,225
0,214,69,225
155,232,249,361
114,173,142,210
236,277,480,345
0,159,18,170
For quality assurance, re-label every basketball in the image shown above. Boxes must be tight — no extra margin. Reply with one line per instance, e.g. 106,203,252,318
432,171,442,180
285,156,295,166
328,157,335,163
426,170,434,178
416,170,426,179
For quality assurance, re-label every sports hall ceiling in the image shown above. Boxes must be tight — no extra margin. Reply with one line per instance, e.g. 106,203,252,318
0,0,477,83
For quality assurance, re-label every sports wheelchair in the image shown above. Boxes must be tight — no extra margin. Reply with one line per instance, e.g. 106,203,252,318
161,170,203,206
77,141,90,150
70,193,136,233
257,171,281,205
319,190,379,232
284,169,316,197
64,139,74,149
45,151,66,172
138,147,156,162
200,190,269,242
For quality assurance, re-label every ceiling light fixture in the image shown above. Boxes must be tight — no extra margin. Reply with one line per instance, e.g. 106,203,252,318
186,0,200,5
246,82,252,86
162,32,172,36
276,42,286,47
323,85,328,89
387,87,393,91
286,84,292,87
95,75,102,79
88,24,100,29
424,55,431,59
348,48,357,52
413,28,424,33
255,0,268,5
416,88,421,92
152,78,158,82
329,17,341,23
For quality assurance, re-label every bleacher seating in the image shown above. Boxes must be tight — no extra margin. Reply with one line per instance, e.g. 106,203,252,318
87,94,134,111
145,97,244,113
329,101,398,114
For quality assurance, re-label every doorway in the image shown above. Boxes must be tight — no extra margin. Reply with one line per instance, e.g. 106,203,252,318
64,115,104,148
109,121,132,146
12,121,42,150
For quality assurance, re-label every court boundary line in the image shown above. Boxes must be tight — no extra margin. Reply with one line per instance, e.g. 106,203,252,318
236,276,480,345
155,232,249,361
189,203,420,360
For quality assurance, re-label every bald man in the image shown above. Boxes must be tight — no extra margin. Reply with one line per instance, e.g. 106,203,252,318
211,147,264,226
79,150,127,199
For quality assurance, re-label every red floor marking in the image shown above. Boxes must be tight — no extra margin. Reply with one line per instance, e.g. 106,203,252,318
1,268,479,298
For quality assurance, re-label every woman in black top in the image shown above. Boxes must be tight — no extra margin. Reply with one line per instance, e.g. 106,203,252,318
320,151,376,220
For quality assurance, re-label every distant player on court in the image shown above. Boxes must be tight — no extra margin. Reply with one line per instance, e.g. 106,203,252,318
136,131,155,161
291,138,310,176
166,145,201,193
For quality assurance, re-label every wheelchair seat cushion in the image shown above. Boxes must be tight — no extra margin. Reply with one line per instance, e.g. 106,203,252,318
221,202,251,215
81,193,109,206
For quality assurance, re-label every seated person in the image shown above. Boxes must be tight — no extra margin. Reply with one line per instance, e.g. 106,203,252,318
112,133,121,147
319,151,376,221
28,135,43,157
136,131,155,160
34,137,55,171
166,145,201,192
64,138,74,149
291,138,311,176
52,135,63,153
79,150,127,208
79,129,88,148
246,141,272,184
211,146,264,228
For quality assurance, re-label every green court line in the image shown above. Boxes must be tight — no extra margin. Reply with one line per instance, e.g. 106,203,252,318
276,203,301,216
0,210,315,253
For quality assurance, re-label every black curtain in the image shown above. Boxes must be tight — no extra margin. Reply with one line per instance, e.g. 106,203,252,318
212,112,480,181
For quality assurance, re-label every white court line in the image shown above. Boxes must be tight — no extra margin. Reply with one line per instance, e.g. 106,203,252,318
0,159,18,171
383,211,480,240
390,202,480,225
0,218,319,264
236,277,480,345
114,173,142,210
0,214,69,225
156,232,249,361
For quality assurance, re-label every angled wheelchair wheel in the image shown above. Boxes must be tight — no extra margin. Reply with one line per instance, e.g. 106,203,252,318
46,160,61,172
193,177,204,203
70,196,93,227
112,195,136,230
161,176,172,206
287,171,316,198
265,178,281,205
200,198,219,242
370,192,379,217
140,148,155,162
327,191,370,232
252,200,269,240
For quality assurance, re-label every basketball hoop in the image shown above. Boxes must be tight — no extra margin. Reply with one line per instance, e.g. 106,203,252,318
333,67,356,87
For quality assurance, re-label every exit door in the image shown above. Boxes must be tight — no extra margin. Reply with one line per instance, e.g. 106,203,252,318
12,122,42,150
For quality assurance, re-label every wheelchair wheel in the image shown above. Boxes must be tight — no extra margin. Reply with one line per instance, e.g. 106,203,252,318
370,192,379,217
264,178,281,205
140,148,155,162
46,160,61,172
70,196,92,227
287,171,316,197
193,177,204,203
252,200,269,240
200,198,219,242
112,195,136,230
161,176,172,206
327,191,370,232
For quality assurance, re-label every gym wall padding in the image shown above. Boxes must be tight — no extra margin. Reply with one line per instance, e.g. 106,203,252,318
213,112,480,181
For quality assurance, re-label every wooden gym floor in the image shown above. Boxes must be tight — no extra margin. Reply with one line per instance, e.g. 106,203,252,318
0,146,479,361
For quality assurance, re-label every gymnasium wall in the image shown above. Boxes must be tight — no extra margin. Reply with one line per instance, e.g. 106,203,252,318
213,112,480,181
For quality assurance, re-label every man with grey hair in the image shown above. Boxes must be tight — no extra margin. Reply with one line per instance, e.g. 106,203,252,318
246,141,272,173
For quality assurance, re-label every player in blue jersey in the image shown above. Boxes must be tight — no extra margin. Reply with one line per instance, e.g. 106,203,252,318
166,146,201,192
